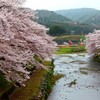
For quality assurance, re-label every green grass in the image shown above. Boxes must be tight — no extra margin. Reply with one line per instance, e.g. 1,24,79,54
9,60,53,100
56,46,86,54
10,69,47,100
43,60,52,66
54,35,86,54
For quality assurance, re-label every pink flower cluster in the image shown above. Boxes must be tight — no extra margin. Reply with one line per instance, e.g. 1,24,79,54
86,30,100,55
0,0,55,85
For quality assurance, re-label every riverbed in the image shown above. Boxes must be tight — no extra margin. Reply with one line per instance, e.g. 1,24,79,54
48,53,100,100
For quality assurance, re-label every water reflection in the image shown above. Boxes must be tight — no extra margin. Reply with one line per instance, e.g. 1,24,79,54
48,53,100,100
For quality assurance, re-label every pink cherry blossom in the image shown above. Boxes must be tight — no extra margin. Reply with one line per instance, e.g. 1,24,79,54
0,0,55,85
86,30,100,56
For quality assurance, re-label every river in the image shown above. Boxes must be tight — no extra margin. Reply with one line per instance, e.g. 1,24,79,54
48,53,100,100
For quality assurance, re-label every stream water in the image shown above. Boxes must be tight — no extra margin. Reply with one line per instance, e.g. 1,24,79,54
48,53,100,100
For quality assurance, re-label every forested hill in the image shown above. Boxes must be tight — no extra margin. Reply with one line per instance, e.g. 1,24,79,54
36,10,72,25
56,8,100,26
35,9,97,36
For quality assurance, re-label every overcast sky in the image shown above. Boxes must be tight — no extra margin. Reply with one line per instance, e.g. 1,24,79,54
24,0,100,11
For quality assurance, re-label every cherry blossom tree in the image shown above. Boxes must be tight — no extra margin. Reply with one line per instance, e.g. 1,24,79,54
0,0,55,85
86,30,100,56
1,0,26,6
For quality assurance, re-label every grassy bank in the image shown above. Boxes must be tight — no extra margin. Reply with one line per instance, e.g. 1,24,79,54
56,45,86,54
9,60,54,100
9,69,47,100
0,59,64,100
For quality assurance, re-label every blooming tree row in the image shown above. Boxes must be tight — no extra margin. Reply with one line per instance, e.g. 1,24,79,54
0,0,55,85
86,30,100,56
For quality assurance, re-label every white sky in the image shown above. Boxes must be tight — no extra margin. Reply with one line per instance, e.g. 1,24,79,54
24,0,100,11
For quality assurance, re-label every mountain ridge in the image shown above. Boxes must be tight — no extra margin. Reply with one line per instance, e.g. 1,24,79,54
56,8,100,25
35,9,98,36
36,9,72,25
